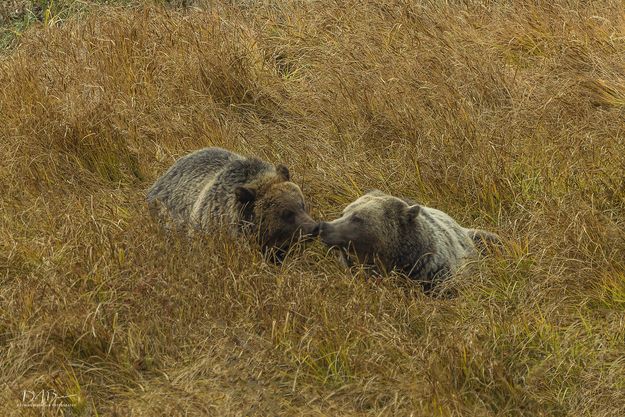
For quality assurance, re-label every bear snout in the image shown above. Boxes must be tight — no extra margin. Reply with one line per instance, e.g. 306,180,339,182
310,223,320,237
296,212,320,239
296,221,320,241
318,221,342,246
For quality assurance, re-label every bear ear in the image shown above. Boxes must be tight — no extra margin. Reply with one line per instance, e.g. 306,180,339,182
365,189,385,197
235,186,257,204
275,164,290,181
404,204,421,221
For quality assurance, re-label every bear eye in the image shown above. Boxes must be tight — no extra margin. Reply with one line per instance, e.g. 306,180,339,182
351,215,365,224
281,210,295,221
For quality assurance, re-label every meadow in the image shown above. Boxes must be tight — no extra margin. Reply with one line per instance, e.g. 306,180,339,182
1,0,624,415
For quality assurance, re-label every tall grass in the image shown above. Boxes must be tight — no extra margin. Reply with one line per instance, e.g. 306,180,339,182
1,0,624,415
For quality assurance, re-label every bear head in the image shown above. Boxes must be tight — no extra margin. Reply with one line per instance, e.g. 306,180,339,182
235,164,319,258
318,190,420,266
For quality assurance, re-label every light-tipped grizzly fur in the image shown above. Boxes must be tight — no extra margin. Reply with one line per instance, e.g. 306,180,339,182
318,190,501,290
147,147,318,256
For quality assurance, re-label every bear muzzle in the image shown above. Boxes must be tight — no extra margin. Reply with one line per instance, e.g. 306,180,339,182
295,213,320,240
310,223,320,237
318,221,347,247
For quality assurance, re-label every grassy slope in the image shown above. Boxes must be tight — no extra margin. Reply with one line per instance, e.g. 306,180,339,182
1,0,624,415
0,1,136,49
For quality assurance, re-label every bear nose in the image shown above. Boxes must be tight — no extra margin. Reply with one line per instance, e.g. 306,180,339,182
317,221,329,235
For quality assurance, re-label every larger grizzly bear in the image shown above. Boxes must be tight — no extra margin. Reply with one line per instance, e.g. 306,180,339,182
318,190,501,290
147,147,319,258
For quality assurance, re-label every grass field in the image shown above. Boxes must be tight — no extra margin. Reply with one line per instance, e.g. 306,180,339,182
1,0,624,415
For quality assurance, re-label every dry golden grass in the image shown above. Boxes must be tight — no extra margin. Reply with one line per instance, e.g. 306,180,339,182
1,0,624,415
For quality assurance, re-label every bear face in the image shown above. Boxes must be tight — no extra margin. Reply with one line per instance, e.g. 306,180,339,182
235,165,319,257
318,190,420,266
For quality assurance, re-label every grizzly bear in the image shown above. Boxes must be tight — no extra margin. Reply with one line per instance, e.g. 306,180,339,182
147,147,319,259
318,190,501,290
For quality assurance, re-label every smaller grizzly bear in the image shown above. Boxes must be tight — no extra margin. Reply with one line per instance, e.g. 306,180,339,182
318,190,501,290
147,147,319,258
